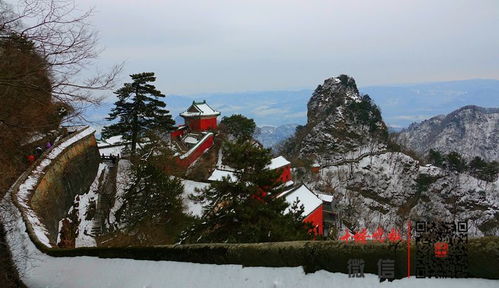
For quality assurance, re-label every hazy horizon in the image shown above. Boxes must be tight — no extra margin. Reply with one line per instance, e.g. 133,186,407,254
62,0,499,95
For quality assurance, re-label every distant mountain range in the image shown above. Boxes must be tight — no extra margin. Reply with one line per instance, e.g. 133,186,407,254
163,79,499,129
396,105,499,161
85,79,499,136
253,124,298,149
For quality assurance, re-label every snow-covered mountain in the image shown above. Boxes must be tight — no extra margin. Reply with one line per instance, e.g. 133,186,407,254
284,75,499,236
396,105,499,161
253,124,298,149
282,75,388,162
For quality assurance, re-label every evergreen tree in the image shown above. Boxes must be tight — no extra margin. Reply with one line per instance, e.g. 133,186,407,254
102,72,175,154
220,114,256,141
182,139,312,243
470,157,498,182
428,149,444,167
445,151,466,172
115,161,188,242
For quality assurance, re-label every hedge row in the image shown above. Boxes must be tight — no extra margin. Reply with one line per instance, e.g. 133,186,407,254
41,237,499,279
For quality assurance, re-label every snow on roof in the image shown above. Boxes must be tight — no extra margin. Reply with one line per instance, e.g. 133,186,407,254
280,185,322,217
208,169,237,182
266,156,290,170
183,136,199,145
317,193,333,202
180,101,221,117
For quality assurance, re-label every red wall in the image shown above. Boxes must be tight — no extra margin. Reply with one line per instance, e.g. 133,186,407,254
186,118,200,131
176,134,214,167
170,126,187,138
200,117,217,130
186,117,217,131
303,204,323,236
276,165,292,184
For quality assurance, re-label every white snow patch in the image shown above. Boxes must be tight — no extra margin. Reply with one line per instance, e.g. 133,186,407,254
184,136,199,145
267,156,291,170
74,163,109,247
99,145,125,157
317,193,333,202
108,159,132,226
102,135,124,145
208,169,237,182
182,180,210,217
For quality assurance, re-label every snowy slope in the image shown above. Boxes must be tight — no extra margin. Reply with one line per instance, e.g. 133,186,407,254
396,105,499,161
308,152,499,236
73,163,110,247
2,192,499,288
182,179,210,217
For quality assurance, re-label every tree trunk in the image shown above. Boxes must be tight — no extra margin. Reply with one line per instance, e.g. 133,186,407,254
131,86,139,155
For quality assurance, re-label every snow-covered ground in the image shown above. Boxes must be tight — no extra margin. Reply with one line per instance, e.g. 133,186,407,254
3,126,498,287
72,163,110,247
182,179,210,217
208,169,237,182
2,191,499,288
98,145,125,157
16,126,95,247
108,159,132,227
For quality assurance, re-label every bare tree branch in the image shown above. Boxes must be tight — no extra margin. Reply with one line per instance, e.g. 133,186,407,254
1,0,123,109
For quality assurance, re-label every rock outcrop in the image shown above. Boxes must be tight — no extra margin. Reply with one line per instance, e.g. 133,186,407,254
283,75,387,162
284,75,499,236
396,105,499,161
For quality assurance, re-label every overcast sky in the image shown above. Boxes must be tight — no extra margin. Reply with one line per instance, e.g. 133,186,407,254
73,0,498,94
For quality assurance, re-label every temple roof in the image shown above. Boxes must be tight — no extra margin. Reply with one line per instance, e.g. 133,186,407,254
279,185,322,217
266,156,291,170
180,100,221,118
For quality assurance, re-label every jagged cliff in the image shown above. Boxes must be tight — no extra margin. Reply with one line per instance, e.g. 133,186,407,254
283,75,388,162
284,75,499,236
396,105,499,161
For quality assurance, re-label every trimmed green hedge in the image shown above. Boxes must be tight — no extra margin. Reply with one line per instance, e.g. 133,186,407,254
39,237,499,279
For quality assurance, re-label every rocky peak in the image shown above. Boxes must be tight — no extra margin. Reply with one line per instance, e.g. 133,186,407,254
307,75,361,125
283,75,388,162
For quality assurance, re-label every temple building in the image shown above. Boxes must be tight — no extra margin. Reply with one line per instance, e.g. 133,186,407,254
180,100,220,131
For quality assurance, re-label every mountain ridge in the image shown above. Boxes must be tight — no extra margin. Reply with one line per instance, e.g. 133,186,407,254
280,75,499,237
397,105,499,161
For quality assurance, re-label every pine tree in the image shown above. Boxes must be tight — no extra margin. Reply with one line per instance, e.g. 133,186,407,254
102,72,175,154
114,161,189,243
181,139,313,243
220,114,256,141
